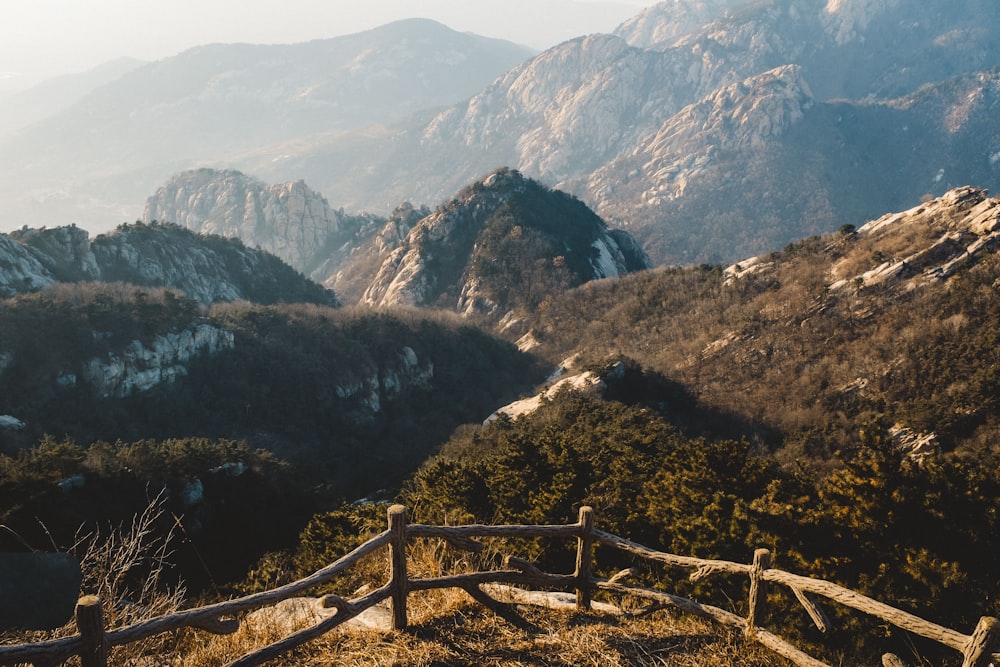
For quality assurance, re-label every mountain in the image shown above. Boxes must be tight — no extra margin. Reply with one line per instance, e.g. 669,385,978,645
143,168,385,279
0,19,535,232
5,1,999,266
361,168,648,327
234,0,1000,265
143,167,648,319
523,186,1000,457
0,58,145,140
2,222,336,306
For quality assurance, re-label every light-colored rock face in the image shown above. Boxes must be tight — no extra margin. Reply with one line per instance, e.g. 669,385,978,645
81,323,235,399
144,169,344,272
587,64,813,211
614,0,739,48
822,0,902,44
0,235,55,297
829,187,1000,290
332,346,433,417
421,34,700,186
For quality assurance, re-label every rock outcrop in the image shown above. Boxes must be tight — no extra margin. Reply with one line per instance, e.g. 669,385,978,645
2,221,336,306
81,323,235,398
829,187,1000,290
362,169,648,322
144,169,373,275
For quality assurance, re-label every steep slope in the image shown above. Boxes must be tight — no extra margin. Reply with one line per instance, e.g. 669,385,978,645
613,0,738,48
143,168,384,277
361,168,648,327
0,57,145,140
237,0,1000,265
527,187,1000,457
2,222,336,306
0,289,543,501
0,19,534,232
589,66,1000,262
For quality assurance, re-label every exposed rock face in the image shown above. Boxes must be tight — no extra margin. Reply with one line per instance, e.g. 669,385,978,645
0,234,55,297
829,187,1000,290
822,0,903,45
362,169,648,321
0,19,535,231
1,222,336,306
614,0,738,48
419,34,696,185
144,169,352,274
14,225,101,281
587,64,814,210
82,323,235,398
332,345,434,418
485,359,626,423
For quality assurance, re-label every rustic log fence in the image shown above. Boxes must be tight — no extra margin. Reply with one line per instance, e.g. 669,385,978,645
1,505,997,667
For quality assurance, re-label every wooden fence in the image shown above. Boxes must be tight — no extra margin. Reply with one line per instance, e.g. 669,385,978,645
1,505,998,667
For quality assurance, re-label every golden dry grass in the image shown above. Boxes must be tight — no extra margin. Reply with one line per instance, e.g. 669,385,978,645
253,595,788,667
3,532,791,666
170,574,790,667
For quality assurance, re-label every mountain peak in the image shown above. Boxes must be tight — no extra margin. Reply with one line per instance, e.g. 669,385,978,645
362,169,648,325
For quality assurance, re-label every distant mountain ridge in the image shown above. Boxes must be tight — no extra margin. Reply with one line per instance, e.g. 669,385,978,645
234,0,1000,264
0,19,535,232
145,167,649,324
3,1,1000,267
0,57,145,140
2,222,336,306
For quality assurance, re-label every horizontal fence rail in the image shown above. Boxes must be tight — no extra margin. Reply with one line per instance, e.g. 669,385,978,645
1,505,997,667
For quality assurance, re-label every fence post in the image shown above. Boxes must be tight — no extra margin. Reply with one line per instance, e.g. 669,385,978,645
961,616,1000,667
75,596,107,667
575,506,595,611
387,504,409,630
745,548,771,637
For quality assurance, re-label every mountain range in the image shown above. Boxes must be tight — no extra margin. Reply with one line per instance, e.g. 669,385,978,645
224,0,1000,264
144,167,650,321
3,0,999,267
0,18,534,232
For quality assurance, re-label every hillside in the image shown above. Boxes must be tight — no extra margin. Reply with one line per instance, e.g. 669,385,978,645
4,191,1000,664
232,0,1000,265
144,168,649,321
359,168,648,323
2,221,336,305
0,288,543,585
521,187,1000,459
0,19,534,232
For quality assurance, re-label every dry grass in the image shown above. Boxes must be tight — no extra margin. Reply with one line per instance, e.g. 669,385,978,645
3,530,791,667
257,595,789,667
171,539,789,667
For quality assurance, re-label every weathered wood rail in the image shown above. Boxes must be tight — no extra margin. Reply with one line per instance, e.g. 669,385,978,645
1,505,997,667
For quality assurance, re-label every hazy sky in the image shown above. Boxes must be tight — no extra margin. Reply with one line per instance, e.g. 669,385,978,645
1,0,659,90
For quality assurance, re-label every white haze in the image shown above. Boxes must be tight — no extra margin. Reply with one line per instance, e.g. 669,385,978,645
0,0,658,91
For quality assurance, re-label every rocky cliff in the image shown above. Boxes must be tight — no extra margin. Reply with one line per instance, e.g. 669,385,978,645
4,222,336,306
234,0,1000,266
362,168,648,327
143,168,383,276
80,323,235,399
